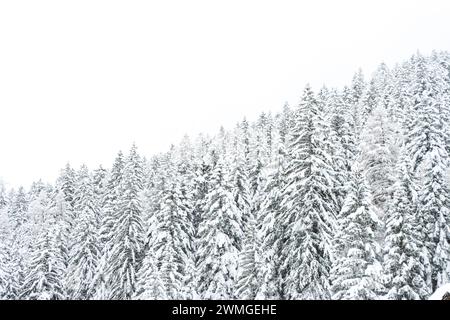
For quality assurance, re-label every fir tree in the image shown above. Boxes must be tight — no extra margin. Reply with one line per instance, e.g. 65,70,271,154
383,150,429,300
134,247,166,299
66,165,100,299
106,145,145,299
331,168,381,300
280,85,337,299
197,152,244,299
256,123,288,299
404,53,450,291
21,213,66,300
360,104,396,209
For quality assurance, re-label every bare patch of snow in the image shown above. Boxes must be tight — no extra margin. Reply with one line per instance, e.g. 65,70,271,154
428,283,450,300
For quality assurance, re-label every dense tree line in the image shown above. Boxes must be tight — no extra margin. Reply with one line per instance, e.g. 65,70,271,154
1,51,450,300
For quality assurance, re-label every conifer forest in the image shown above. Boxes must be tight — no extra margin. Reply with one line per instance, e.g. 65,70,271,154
1,51,450,300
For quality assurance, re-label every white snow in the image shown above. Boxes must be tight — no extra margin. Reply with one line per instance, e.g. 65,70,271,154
428,283,450,300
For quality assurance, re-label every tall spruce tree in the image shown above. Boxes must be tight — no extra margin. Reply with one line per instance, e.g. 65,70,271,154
382,149,429,300
21,203,65,300
66,165,100,299
105,145,145,299
331,167,381,300
280,85,337,299
405,53,450,292
197,151,244,299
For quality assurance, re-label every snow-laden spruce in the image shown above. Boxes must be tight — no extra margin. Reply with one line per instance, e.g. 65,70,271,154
66,165,100,299
104,145,146,299
382,148,429,300
279,85,337,299
196,150,244,299
330,166,382,300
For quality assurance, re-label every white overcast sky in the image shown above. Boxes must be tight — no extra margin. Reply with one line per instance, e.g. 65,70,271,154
1,0,450,188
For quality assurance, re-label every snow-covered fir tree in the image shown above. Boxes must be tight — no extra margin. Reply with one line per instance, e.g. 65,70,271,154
404,53,450,292
382,148,429,300
196,150,244,299
330,166,381,300
20,202,66,300
150,149,195,299
105,145,145,299
279,85,337,299
256,115,289,299
66,165,100,299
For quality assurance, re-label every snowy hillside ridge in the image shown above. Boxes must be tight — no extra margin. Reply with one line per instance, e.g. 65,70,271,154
1,51,450,300
429,284,450,300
